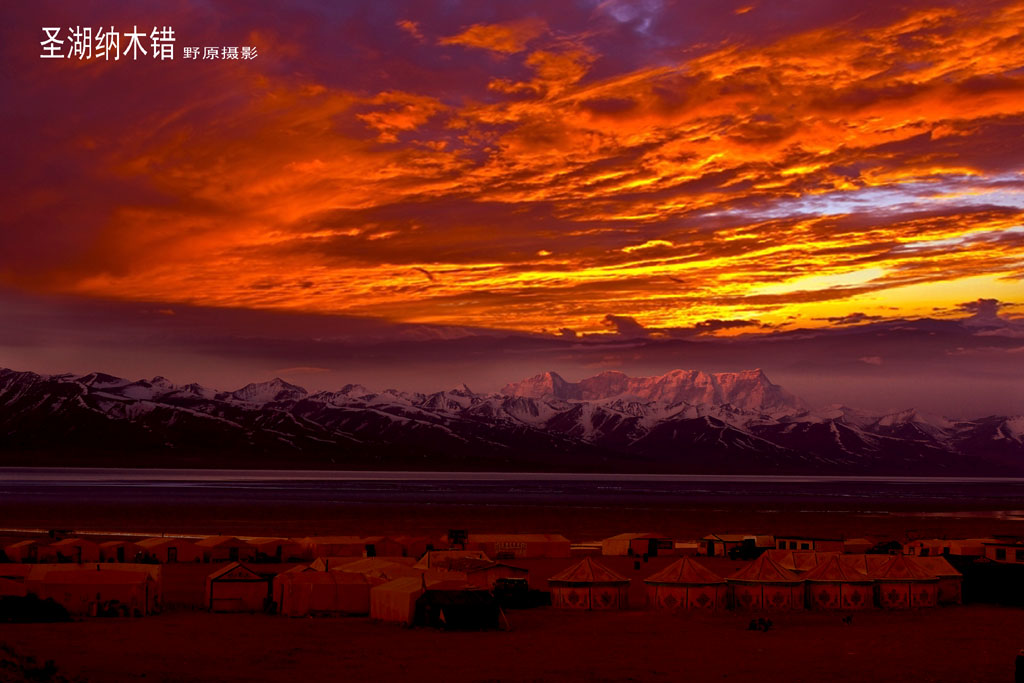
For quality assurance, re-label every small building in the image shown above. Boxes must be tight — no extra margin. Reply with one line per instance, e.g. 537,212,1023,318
205,562,271,612
197,536,255,563
774,537,845,553
644,558,727,611
803,555,874,610
99,541,143,563
904,538,991,558
871,555,938,609
702,534,773,558
248,538,304,562
4,540,42,563
466,534,571,559
136,537,203,563
548,558,630,610
915,556,963,605
49,538,100,563
601,533,673,557
392,536,435,558
728,554,804,611
274,570,372,617
34,568,158,616
979,538,1024,563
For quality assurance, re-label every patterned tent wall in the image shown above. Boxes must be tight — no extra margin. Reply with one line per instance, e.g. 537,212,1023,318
805,581,874,610
550,583,629,610
646,583,728,611
875,580,938,609
729,582,805,611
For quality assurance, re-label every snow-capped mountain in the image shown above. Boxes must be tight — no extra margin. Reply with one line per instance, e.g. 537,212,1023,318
0,366,1021,474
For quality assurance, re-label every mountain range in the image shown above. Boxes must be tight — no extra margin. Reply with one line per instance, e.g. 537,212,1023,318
0,366,1021,474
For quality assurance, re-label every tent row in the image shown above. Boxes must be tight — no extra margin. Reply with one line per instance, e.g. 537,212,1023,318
546,555,961,612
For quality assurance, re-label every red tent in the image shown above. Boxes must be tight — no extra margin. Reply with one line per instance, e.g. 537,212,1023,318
803,555,874,610
644,557,727,611
870,555,938,609
728,554,804,611
548,558,630,610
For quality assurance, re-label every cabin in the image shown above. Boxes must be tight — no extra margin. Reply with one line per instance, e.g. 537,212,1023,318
600,533,673,557
99,541,143,563
136,537,203,563
466,534,571,559
205,562,271,612
49,538,100,563
774,536,845,553
196,536,255,563
548,558,630,610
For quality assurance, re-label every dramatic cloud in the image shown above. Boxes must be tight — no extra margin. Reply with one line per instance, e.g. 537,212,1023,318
1,1,1023,398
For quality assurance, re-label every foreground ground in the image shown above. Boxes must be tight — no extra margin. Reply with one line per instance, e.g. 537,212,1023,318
1,606,1021,682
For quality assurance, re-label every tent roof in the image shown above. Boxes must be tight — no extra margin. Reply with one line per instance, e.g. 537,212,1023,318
206,561,263,582
765,550,839,572
644,558,724,585
5,540,38,549
871,555,938,581
415,550,491,569
430,558,527,574
328,557,417,573
602,532,669,542
98,540,140,548
702,534,750,542
729,554,802,583
914,556,962,578
803,555,872,582
196,536,248,548
548,557,629,584
287,571,369,586
300,536,366,544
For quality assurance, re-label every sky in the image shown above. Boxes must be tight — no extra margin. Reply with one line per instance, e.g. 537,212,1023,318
1,1,1022,415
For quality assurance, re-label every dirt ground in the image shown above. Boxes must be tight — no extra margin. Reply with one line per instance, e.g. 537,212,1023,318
1,605,1022,682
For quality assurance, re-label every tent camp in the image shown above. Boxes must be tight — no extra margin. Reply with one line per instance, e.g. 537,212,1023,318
49,538,100,563
137,537,203,563
644,558,727,611
728,554,804,611
803,555,874,610
870,555,939,609
34,569,157,616
912,556,962,605
275,570,373,616
197,536,255,563
99,541,143,563
414,587,501,630
205,562,270,612
548,558,630,610
601,533,673,557
466,534,571,559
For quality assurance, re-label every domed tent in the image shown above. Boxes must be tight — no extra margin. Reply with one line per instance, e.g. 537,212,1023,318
871,555,938,609
803,555,874,610
915,556,962,605
548,558,630,610
644,558,727,611
728,554,804,611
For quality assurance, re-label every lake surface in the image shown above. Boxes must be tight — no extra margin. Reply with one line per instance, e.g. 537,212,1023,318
4,467,1024,508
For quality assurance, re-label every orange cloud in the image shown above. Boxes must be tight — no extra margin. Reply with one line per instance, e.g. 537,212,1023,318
439,18,547,54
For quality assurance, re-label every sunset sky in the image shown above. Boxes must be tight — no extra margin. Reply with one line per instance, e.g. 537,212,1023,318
1,1,1022,413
